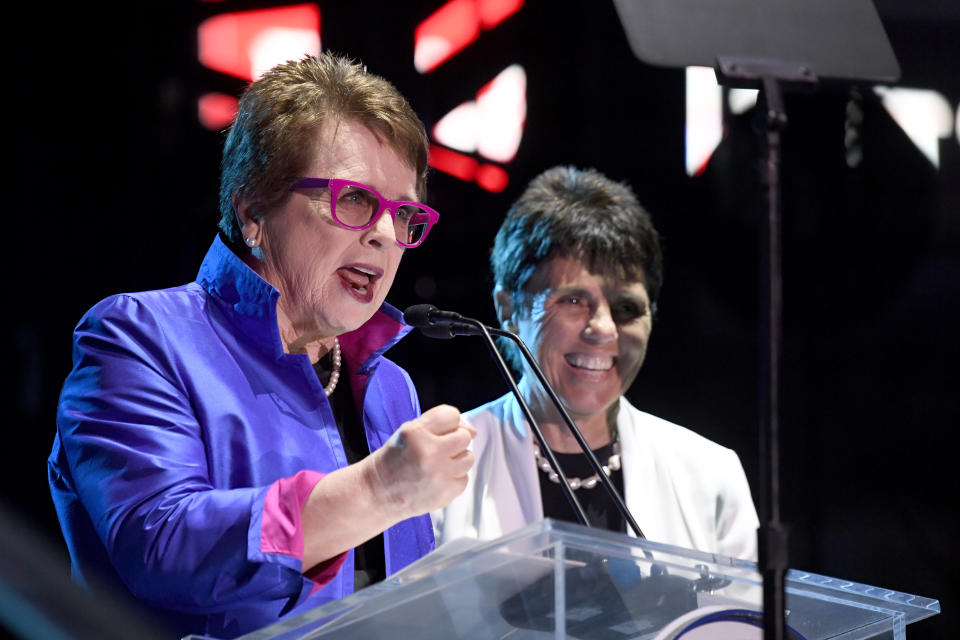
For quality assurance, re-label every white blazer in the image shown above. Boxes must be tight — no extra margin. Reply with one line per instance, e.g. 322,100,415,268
435,394,759,561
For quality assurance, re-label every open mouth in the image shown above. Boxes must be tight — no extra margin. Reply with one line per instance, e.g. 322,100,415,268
337,265,381,298
564,353,616,372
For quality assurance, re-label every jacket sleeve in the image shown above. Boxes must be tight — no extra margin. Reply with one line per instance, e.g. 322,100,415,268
715,448,760,562
56,295,345,614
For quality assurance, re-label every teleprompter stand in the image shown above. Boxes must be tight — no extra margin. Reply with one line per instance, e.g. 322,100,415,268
608,1,900,638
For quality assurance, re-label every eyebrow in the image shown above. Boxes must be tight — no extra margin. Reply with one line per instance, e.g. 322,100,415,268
548,286,592,298
547,286,649,307
610,290,648,303
363,180,419,204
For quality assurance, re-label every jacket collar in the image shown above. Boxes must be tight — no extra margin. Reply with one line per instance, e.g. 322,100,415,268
196,234,411,372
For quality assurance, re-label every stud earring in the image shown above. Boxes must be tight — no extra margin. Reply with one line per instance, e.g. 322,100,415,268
245,237,257,248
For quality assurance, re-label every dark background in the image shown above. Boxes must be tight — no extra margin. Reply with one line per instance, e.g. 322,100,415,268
7,1,958,638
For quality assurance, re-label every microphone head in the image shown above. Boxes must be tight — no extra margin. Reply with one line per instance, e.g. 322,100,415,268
419,325,457,340
403,304,439,328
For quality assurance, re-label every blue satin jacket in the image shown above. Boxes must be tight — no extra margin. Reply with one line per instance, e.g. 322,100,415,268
48,235,434,639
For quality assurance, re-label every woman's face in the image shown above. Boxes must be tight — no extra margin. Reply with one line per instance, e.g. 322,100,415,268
511,255,653,423
249,119,414,344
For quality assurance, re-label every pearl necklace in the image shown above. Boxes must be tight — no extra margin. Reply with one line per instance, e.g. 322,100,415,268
323,337,342,397
533,438,621,490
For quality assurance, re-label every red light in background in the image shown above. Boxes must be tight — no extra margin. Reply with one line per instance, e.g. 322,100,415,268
479,0,524,28
198,4,321,81
414,0,480,74
429,65,525,190
429,145,478,181
429,146,511,193
198,92,239,130
414,0,523,73
475,164,509,192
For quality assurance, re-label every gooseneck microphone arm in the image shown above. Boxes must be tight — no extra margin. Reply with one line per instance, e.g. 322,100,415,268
404,304,647,539
485,325,646,540
404,305,592,528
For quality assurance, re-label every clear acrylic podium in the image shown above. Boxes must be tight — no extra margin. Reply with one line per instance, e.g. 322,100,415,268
233,519,940,640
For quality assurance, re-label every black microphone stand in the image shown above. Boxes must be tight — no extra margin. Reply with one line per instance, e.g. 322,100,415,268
447,316,594,528
406,305,645,539
484,326,646,540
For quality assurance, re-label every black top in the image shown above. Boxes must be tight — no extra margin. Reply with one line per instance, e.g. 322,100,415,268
313,351,385,590
538,442,626,533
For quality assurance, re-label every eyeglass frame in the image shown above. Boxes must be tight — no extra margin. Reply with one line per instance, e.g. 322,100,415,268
289,177,439,248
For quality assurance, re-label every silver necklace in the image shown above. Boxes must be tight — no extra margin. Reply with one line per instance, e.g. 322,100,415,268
532,437,621,490
323,337,342,397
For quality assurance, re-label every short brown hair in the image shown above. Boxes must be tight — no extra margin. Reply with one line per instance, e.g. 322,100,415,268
218,53,429,246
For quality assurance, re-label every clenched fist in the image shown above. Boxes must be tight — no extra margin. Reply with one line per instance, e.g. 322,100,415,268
364,404,476,520
300,404,476,569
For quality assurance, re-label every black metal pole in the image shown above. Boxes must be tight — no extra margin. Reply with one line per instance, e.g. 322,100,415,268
758,75,789,640
488,327,646,539
468,320,593,528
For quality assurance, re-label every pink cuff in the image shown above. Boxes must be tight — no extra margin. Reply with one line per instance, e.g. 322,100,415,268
304,550,349,589
261,470,348,590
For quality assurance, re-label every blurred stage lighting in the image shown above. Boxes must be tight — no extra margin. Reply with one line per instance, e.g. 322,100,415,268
414,0,524,73
198,4,320,81
197,4,320,130
685,66,723,177
198,92,239,131
686,68,959,174
875,86,955,168
433,64,526,163
684,66,757,177
429,65,526,192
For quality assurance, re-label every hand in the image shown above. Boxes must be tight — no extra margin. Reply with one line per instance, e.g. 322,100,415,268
364,404,476,520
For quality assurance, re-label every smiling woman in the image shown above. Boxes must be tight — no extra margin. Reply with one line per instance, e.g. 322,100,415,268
434,166,760,559
48,53,474,640
510,255,653,439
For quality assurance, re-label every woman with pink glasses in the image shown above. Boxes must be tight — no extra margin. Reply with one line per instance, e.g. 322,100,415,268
49,53,473,639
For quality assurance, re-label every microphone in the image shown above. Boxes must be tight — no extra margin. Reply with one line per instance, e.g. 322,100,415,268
403,304,646,539
403,304,478,339
402,303,464,328
404,304,592,528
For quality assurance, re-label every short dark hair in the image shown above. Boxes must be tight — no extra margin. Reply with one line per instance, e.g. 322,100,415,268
492,165,663,302
218,53,429,247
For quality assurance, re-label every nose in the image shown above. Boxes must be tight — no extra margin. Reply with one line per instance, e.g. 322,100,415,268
361,207,397,249
583,302,617,343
